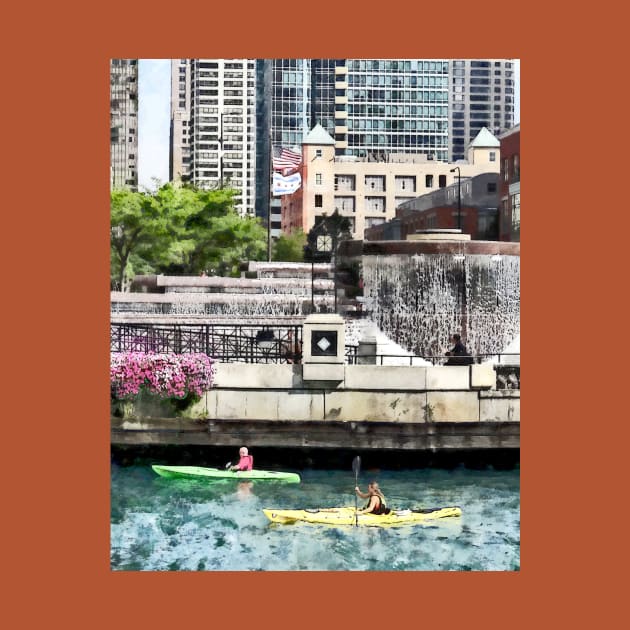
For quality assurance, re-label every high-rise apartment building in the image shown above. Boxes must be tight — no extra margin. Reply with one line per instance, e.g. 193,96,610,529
171,59,257,216
169,59,191,182
343,59,450,161
110,59,138,190
449,59,515,162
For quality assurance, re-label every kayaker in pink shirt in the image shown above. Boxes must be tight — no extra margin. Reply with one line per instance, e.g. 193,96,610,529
230,446,253,471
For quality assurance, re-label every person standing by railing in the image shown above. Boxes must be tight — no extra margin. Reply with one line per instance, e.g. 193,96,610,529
445,333,473,366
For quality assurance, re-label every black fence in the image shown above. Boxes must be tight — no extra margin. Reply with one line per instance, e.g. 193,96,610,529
111,323,304,364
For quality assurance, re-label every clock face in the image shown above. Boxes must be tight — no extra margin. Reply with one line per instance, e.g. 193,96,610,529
317,235,333,252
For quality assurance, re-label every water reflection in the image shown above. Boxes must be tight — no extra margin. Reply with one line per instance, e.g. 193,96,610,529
236,481,254,500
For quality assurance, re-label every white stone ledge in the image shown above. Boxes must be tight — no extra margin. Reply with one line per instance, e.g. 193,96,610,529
303,363,345,382
426,366,470,390
344,365,427,390
213,363,295,389
471,364,496,389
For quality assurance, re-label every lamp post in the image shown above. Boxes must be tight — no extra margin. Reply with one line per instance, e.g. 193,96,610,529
450,166,462,231
316,231,333,313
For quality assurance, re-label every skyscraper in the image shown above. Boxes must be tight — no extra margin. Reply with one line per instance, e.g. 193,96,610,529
449,59,515,162
343,59,450,161
169,58,191,183
110,59,138,190
170,58,257,216
267,59,451,160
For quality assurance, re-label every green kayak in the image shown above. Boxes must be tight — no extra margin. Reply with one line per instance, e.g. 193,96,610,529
151,465,301,483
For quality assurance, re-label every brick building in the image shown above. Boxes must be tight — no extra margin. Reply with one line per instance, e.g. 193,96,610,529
498,124,520,241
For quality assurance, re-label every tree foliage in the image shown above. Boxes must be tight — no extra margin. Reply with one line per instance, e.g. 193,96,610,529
111,183,267,290
272,229,306,262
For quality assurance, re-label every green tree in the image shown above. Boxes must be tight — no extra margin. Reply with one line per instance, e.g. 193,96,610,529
272,229,306,262
176,187,267,275
110,188,170,291
111,183,268,288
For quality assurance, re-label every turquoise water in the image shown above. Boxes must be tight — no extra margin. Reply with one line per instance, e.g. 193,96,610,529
111,463,519,571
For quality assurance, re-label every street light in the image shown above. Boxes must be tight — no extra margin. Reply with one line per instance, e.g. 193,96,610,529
450,166,462,231
316,229,334,313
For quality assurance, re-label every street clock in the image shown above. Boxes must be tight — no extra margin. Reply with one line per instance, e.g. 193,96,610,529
316,234,333,253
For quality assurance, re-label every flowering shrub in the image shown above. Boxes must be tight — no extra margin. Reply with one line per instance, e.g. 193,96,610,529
110,352,215,400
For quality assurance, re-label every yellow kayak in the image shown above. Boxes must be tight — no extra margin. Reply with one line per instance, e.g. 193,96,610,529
262,506,462,527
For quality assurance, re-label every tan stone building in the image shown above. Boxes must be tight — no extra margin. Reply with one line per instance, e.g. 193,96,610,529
281,125,500,239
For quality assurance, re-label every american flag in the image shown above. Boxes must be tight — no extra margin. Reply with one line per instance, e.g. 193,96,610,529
272,147,302,173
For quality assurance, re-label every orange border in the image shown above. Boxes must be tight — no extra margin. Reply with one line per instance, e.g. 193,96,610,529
9,1,616,627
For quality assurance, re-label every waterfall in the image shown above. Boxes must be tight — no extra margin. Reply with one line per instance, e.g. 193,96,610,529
361,253,520,358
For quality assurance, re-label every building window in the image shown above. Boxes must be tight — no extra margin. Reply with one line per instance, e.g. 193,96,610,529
503,158,509,181
316,173,322,185
438,174,447,188
334,196,355,212
315,149,322,158
315,194,323,208
487,182,497,193
489,151,496,161
334,174,356,191
392,176,415,193
365,175,386,192
425,174,434,188
365,197,386,213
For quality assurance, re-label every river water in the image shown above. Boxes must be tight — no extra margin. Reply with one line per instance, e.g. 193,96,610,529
111,460,519,571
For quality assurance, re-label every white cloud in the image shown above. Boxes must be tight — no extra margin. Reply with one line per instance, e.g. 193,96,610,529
138,59,170,190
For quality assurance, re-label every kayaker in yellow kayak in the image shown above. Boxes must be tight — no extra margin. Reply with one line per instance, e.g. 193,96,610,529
354,481,391,515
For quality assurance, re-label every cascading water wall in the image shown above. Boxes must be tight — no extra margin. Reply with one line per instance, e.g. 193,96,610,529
361,253,520,359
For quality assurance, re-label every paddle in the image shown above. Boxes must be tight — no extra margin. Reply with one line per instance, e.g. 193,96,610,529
225,461,232,470
352,455,361,526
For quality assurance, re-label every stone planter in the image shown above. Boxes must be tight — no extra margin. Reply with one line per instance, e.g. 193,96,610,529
111,390,208,420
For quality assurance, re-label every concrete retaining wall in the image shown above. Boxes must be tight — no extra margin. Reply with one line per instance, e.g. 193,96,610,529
206,362,517,424
111,362,519,451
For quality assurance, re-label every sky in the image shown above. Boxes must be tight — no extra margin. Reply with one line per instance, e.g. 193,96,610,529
138,59,521,190
138,59,171,190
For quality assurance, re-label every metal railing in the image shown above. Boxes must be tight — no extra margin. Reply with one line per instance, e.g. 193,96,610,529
111,323,303,364
363,353,520,367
